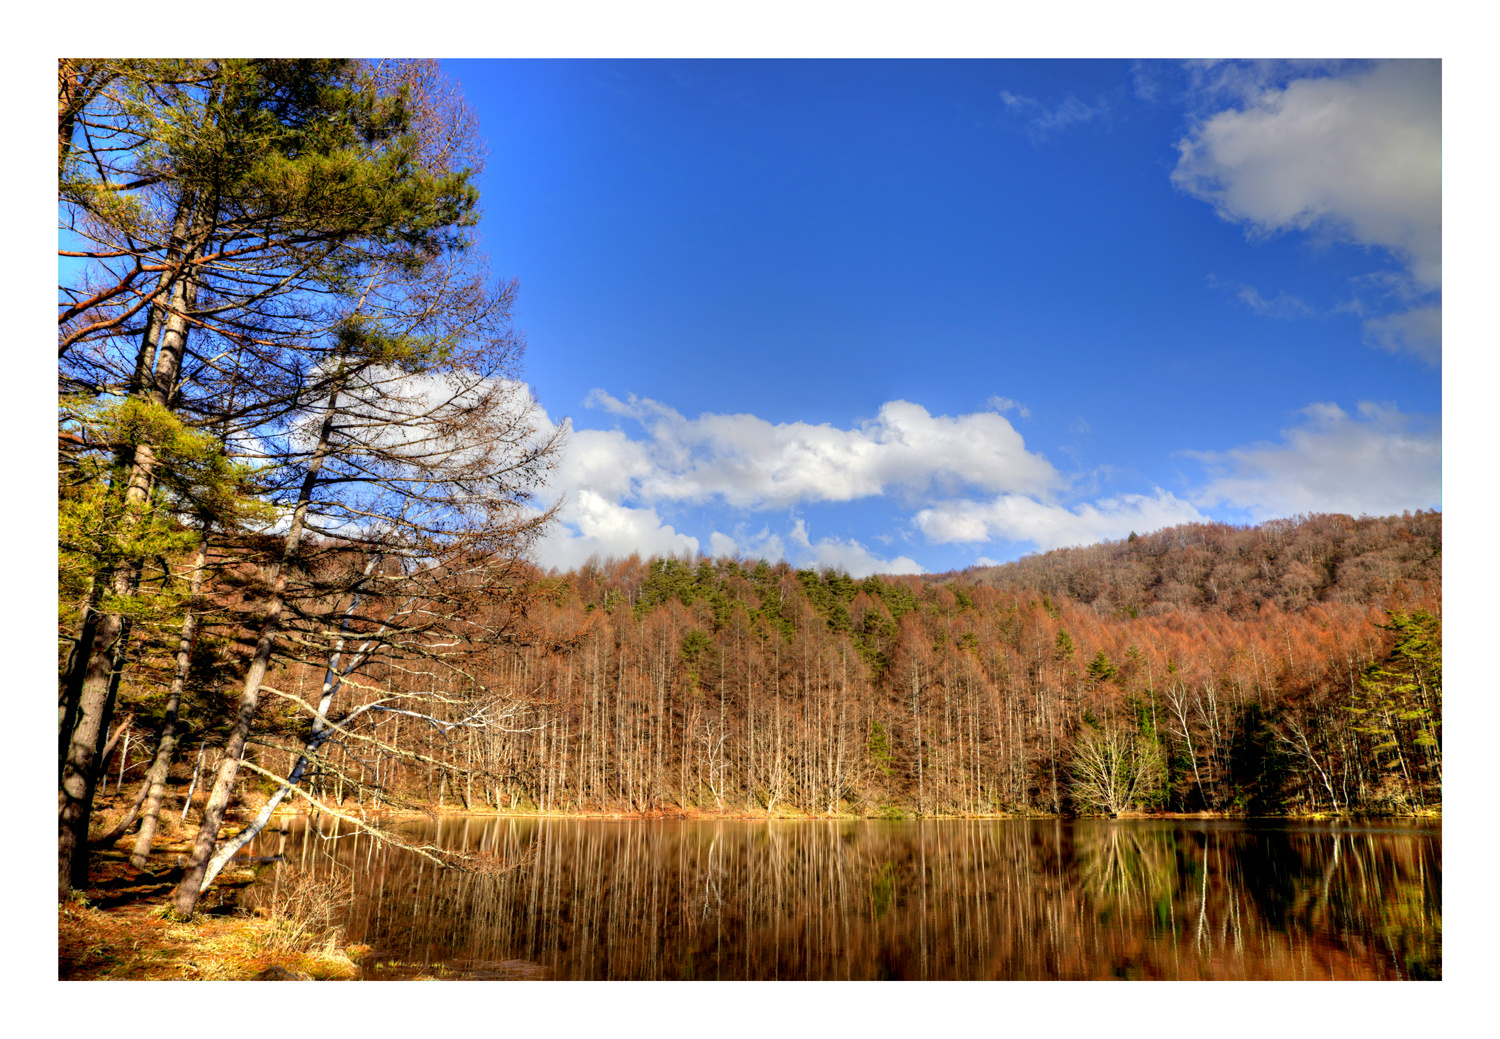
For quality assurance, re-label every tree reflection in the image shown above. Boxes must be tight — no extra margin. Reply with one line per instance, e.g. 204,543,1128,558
1074,823,1175,910
248,817,1439,980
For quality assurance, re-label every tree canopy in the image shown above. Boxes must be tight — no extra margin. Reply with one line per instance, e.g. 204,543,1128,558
58,59,561,911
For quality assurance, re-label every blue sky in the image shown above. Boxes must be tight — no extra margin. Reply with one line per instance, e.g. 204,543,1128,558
444,59,1441,575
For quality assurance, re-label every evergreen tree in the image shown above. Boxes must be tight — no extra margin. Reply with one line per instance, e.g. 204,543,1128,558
58,58,492,898
1086,650,1118,683
1350,609,1442,805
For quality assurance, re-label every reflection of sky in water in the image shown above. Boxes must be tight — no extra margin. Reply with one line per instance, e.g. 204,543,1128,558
248,817,1440,981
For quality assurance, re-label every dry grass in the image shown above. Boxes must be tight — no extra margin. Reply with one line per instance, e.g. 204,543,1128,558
239,863,355,954
60,902,363,980
59,856,366,981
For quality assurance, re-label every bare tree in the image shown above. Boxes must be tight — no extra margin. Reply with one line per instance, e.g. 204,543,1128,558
1069,720,1165,817
170,265,562,914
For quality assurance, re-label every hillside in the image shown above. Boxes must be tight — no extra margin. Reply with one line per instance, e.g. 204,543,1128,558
931,511,1440,619
85,511,1442,846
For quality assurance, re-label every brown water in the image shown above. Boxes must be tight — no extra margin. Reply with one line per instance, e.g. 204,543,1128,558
246,816,1440,980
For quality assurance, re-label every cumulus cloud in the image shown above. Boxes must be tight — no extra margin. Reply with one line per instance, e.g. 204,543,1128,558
576,391,1058,508
914,489,1207,552
530,393,1058,572
1187,401,1441,521
535,490,699,571
1173,60,1441,359
530,390,1438,575
705,525,786,565
293,368,546,475
1173,60,1440,283
788,519,924,578
707,531,738,558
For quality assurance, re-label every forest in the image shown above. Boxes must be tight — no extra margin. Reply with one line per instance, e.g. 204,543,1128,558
57,60,1441,922
231,509,1438,828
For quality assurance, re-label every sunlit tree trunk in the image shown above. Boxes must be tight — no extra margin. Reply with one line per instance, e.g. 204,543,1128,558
129,534,208,867
59,200,205,896
173,380,340,916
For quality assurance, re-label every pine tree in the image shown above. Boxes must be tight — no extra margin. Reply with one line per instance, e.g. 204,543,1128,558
1350,609,1442,805
58,59,490,897
1086,650,1117,683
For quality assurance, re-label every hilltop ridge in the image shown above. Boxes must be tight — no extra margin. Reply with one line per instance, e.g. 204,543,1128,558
921,511,1440,618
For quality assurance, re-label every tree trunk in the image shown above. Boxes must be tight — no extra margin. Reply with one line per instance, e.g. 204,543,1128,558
58,205,203,897
172,379,340,917
58,606,130,896
88,776,151,849
130,535,208,867
195,661,345,893
181,741,206,821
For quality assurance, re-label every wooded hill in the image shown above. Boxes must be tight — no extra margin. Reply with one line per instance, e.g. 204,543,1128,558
90,512,1439,857
393,509,1439,820
948,510,1441,618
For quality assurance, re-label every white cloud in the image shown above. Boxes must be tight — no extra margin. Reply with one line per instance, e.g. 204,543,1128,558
530,393,1056,573
577,391,1058,509
534,489,698,571
293,368,547,478
705,525,786,563
707,531,738,558
1362,305,1441,365
1235,284,1314,320
1173,60,1441,358
789,519,924,577
1187,401,1441,521
813,541,924,578
1174,60,1440,283
987,395,1030,420
562,427,657,501
530,390,1439,576
914,489,1207,552
1000,91,1105,137
1181,59,1354,109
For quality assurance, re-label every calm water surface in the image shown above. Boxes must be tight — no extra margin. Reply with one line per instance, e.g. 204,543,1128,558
246,816,1439,980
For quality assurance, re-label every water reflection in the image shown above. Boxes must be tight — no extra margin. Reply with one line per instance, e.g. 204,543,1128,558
246,817,1439,980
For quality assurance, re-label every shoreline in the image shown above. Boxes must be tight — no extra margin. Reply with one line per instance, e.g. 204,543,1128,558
258,804,1442,824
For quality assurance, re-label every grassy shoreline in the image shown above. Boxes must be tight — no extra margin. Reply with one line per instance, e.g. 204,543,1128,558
59,853,364,981
62,806,368,981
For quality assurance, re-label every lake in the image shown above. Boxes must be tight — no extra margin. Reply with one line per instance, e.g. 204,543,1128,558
244,815,1440,980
